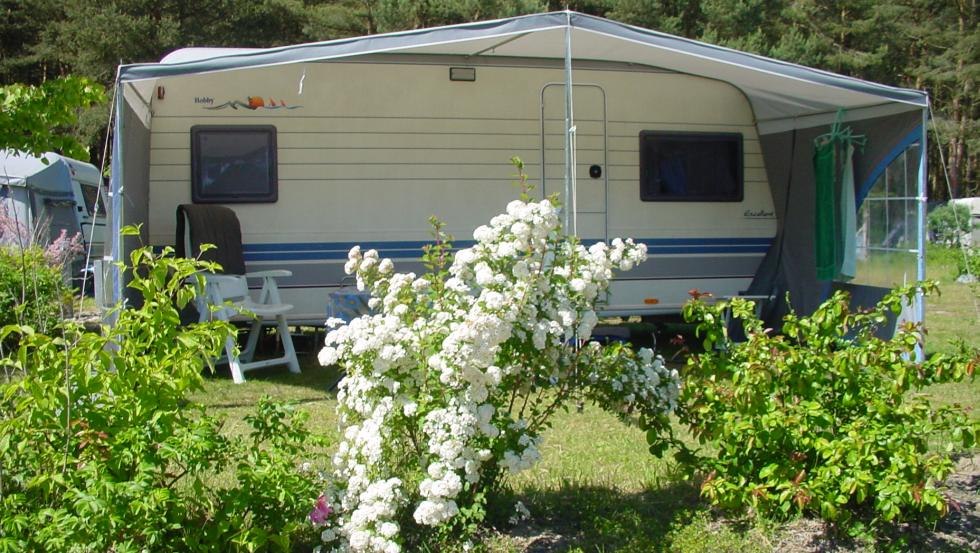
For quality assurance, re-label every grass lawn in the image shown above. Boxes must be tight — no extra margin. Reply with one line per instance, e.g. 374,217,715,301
194,254,978,552
921,248,979,412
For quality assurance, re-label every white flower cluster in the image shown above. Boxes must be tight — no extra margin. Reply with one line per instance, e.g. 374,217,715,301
316,199,678,551
501,429,542,473
508,500,532,526
347,478,402,553
414,401,494,525
584,344,681,420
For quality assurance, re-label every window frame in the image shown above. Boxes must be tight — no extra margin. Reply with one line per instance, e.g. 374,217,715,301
190,125,278,204
638,130,744,202
78,183,105,216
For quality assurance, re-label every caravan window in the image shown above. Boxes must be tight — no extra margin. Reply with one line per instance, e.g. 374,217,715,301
79,184,105,216
639,131,743,202
191,125,278,203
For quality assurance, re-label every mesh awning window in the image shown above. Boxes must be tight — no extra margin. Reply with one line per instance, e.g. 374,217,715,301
855,142,921,288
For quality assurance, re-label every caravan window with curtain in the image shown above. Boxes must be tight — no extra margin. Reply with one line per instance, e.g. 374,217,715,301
191,125,278,203
639,131,743,202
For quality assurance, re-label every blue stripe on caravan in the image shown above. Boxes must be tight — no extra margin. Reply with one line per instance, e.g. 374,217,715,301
639,237,773,246
246,249,424,262
645,245,771,254
244,245,771,261
242,237,774,262
243,240,477,252
242,237,774,252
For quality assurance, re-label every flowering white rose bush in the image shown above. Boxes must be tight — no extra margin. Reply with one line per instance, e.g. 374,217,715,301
315,194,680,551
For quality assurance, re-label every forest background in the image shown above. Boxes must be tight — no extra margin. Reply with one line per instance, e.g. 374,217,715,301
1,0,976,200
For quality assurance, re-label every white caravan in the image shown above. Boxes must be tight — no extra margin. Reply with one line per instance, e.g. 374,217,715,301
144,56,775,322
108,12,929,325
0,150,106,262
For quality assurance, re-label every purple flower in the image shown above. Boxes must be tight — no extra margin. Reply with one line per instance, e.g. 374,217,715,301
309,494,333,525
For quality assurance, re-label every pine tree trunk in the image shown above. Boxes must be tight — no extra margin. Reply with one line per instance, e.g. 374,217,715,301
947,4,970,199
362,0,377,35
966,152,976,196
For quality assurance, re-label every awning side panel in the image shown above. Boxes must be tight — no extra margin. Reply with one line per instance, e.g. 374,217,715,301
748,110,922,321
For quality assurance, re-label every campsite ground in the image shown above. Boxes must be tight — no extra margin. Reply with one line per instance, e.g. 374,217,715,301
193,253,979,552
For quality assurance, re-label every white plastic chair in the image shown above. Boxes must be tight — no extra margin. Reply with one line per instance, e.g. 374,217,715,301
196,270,301,383
178,205,300,384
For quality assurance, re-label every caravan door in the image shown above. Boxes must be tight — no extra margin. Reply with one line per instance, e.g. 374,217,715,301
540,83,607,242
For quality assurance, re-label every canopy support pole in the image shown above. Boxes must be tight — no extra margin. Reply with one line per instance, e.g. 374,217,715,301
915,105,928,360
563,12,575,233
109,78,124,307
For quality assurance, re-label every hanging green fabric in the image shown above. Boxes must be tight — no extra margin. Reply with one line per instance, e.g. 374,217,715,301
838,143,857,280
813,137,839,281
814,110,865,282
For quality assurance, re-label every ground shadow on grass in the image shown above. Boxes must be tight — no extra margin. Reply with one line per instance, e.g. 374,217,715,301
893,451,980,553
489,480,703,552
198,346,343,404
488,454,980,553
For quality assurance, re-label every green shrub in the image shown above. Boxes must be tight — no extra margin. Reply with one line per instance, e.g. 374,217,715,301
926,244,962,280
648,284,978,537
926,243,979,280
928,203,973,246
0,246,70,336
0,233,325,552
955,246,979,278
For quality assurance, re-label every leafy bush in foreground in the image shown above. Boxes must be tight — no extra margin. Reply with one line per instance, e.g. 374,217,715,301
0,246,70,337
0,234,324,552
649,284,978,536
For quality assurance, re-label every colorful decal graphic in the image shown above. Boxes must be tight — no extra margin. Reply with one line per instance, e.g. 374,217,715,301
204,96,302,110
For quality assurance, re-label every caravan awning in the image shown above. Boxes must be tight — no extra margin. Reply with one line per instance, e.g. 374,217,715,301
117,11,927,133
107,10,930,317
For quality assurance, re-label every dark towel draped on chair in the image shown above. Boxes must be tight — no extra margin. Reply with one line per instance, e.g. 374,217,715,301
176,204,247,275
174,203,300,383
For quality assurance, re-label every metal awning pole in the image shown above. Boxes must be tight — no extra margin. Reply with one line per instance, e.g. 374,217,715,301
563,11,574,233
109,78,124,307
915,104,928,360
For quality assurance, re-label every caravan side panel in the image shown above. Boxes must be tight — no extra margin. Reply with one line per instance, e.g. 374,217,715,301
146,58,774,322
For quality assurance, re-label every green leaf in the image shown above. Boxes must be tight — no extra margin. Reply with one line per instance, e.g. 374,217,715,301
759,463,779,479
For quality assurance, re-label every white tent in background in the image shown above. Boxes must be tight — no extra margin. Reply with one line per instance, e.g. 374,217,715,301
107,11,928,326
